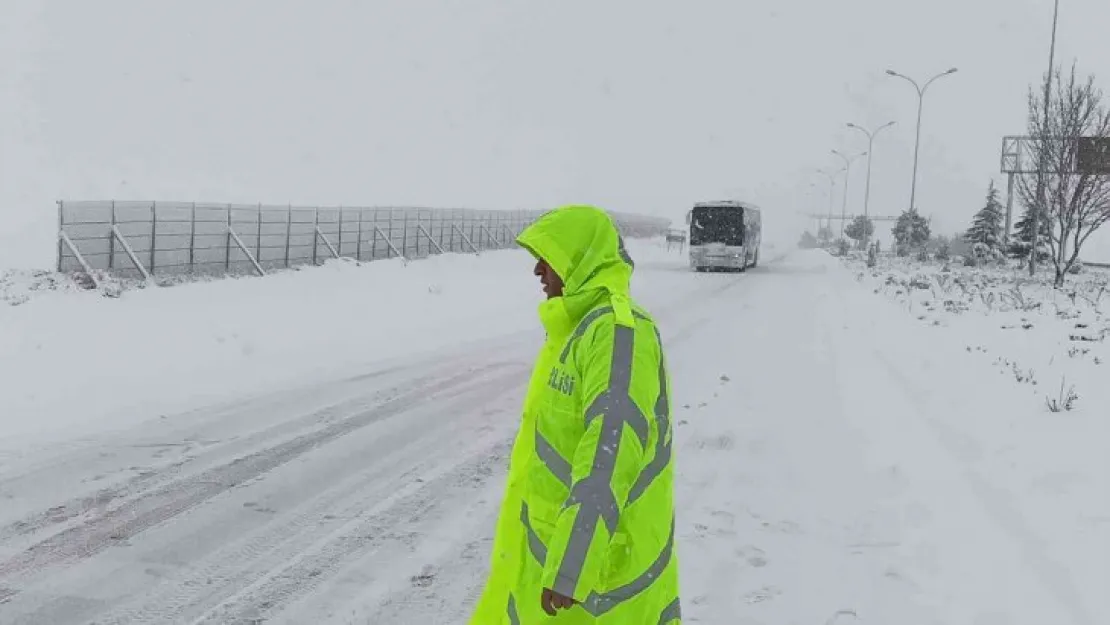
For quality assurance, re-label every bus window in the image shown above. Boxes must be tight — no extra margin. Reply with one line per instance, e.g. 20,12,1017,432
689,206,745,246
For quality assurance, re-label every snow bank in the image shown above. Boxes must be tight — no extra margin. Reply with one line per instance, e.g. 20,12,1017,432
854,255,1108,414
838,253,1110,621
0,238,692,449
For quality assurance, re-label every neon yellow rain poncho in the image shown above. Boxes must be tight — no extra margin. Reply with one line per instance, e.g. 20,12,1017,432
470,205,681,624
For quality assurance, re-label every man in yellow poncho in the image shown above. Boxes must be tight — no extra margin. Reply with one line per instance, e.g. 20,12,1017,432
469,205,681,624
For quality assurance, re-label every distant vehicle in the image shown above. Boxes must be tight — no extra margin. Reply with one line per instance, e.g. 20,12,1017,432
685,200,762,272
664,228,687,253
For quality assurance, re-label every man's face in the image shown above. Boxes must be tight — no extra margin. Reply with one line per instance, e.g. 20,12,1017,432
534,258,564,299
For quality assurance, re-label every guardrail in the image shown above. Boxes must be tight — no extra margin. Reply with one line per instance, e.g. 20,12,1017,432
56,201,670,282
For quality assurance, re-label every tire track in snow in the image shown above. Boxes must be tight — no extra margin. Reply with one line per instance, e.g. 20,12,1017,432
188,439,514,624
82,365,527,625
0,360,439,544
353,478,500,624
0,361,516,598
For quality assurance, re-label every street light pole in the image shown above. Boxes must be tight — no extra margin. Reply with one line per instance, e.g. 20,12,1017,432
805,183,825,235
886,67,959,214
817,168,843,244
831,150,867,241
847,121,896,219
1031,0,1061,277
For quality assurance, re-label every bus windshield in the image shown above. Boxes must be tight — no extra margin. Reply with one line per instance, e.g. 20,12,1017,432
690,206,745,246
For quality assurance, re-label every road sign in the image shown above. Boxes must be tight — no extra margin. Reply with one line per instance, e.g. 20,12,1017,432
1078,137,1110,175
1002,135,1110,175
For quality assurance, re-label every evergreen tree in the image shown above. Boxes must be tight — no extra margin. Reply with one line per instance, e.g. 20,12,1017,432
1009,204,1050,258
845,216,875,248
892,210,931,256
965,180,1005,252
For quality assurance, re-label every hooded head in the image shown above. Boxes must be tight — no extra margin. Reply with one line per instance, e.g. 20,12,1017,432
517,205,635,328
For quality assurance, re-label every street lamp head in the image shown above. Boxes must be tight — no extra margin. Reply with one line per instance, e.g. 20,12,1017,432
946,67,958,74
885,69,898,76
846,122,857,129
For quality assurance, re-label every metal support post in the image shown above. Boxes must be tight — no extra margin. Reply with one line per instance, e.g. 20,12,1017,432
111,225,152,281
1004,172,1016,242
109,200,117,270
480,224,500,248
312,207,319,265
58,231,97,286
315,226,340,259
337,207,344,257
189,202,197,272
373,226,404,261
256,203,263,263
356,209,364,261
228,225,266,276
284,204,292,268
150,202,157,274
452,223,479,254
225,204,232,271
417,224,444,255
56,200,64,272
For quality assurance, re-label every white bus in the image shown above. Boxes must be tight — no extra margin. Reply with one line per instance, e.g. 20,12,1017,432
685,200,762,272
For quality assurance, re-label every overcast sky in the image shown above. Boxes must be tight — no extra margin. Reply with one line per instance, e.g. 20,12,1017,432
2,0,1109,266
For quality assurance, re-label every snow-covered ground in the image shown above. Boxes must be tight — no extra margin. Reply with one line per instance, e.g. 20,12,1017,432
852,253,1105,406
828,253,1110,623
1,239,1107,624
853,253,1108,415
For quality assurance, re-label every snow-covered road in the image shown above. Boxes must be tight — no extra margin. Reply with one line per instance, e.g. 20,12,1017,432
0,245,751,624
0,247,1104,624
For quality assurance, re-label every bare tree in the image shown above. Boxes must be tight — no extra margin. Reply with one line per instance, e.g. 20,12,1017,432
1018,63,1110,286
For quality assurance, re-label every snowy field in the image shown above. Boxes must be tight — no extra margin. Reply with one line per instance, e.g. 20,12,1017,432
0,239,1107,624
